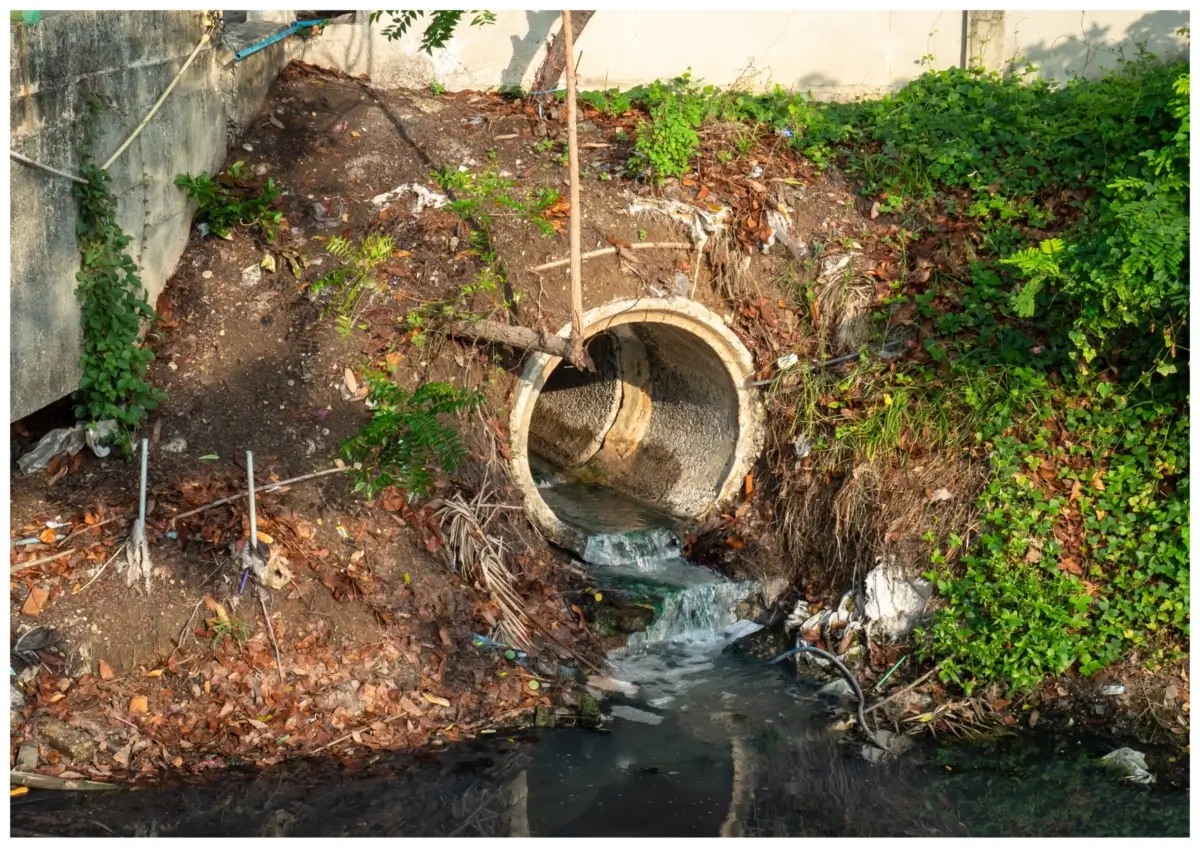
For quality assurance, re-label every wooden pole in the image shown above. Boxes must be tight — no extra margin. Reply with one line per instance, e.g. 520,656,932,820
561,11,586,369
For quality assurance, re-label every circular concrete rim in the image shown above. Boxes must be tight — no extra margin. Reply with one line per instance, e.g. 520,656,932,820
509,297,764,554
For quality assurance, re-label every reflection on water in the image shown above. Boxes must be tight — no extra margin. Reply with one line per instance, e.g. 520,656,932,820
10,482,1189,837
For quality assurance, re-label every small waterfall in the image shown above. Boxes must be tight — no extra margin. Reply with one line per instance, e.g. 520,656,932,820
625,579,761,650
582,527,683,566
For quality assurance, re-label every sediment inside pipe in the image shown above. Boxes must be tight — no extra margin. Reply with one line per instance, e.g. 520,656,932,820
509,298,763,556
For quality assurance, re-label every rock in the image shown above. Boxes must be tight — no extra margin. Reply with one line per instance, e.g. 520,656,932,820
40,719,97,763
534,704,556,728
1100,748,1155,785
863,557,933,642
161,437,188,454
578,692,601,727
11,685,25,732
594,603,655,636
818,678,856,701
241,264,262,288
760,576,790,608
728,621,792,662
862,729,913,763
610,705,664,726
16,743,39,770
585,676,639,698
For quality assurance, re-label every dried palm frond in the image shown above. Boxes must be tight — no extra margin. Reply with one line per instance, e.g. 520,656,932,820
435,484,533,650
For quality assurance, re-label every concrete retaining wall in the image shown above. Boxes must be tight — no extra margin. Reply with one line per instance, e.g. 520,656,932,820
9,11,287,421
292,10,1189,97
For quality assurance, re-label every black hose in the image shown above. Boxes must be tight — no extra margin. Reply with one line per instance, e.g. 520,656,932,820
768,643,886,751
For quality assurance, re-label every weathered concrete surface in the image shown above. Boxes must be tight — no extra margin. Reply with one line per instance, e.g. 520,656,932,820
512,298,763,556
290,10,1188,98
9,11,288,421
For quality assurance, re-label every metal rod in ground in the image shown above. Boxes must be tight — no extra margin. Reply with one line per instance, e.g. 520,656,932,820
138,438,149,526
246,451,257,552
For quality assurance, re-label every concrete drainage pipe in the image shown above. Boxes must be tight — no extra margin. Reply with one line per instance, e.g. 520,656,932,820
509,298,764,555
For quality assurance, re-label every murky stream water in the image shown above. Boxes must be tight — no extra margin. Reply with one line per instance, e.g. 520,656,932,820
10,482,1189,837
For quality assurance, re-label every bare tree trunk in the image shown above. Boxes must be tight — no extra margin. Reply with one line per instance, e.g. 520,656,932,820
561,11,586,370
529,11,594,98
445,320,572,359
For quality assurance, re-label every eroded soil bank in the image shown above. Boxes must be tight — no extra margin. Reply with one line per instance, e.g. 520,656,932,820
10,59,1187,792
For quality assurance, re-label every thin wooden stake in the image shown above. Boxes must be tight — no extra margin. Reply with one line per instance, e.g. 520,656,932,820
561,11,585,369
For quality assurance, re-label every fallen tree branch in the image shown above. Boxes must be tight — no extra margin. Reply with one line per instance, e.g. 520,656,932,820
169,466,353,525
307,713,406,757
10,771,121,792
444,320,573,360
11,548,78,574
259,594,286,685
562,10,585,370
525,613,605,675
864,664,943,716
529,241,690,274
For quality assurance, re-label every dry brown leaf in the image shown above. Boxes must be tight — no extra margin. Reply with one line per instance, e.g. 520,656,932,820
203,595,228,622
98,660,115,681
1028,709,1040,727
38,528,57,544
21,586,49,617
422,692,451,708
129,696,149,715
144,669,163,678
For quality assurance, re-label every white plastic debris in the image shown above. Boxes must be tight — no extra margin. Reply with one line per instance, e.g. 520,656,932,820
762,209,807,260
626,194,729,254
1101,748,1155,784
18,419,119,474
929,487,953,503
241,264,262,288
792,433,813,459
819,253,853,280
863,557,933,642
85,420,119,458
1100,684,1127,696
17,428,85,474
784,598,811,633
371,183,449,216
776,353,800,372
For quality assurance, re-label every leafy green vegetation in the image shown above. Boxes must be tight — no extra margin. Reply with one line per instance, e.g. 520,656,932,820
71,93,163,444
341,377,483,499
174,161,283,242
601,50,1189,693
73,162,165,442
368,10,495,53
310,231,396,319
398,166,548,344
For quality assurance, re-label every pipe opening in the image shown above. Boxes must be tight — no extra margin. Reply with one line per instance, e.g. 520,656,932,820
509,298,763,557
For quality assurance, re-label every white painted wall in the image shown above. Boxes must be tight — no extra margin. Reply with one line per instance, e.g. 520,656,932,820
1002,9,1190,81
291,9,1189,98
